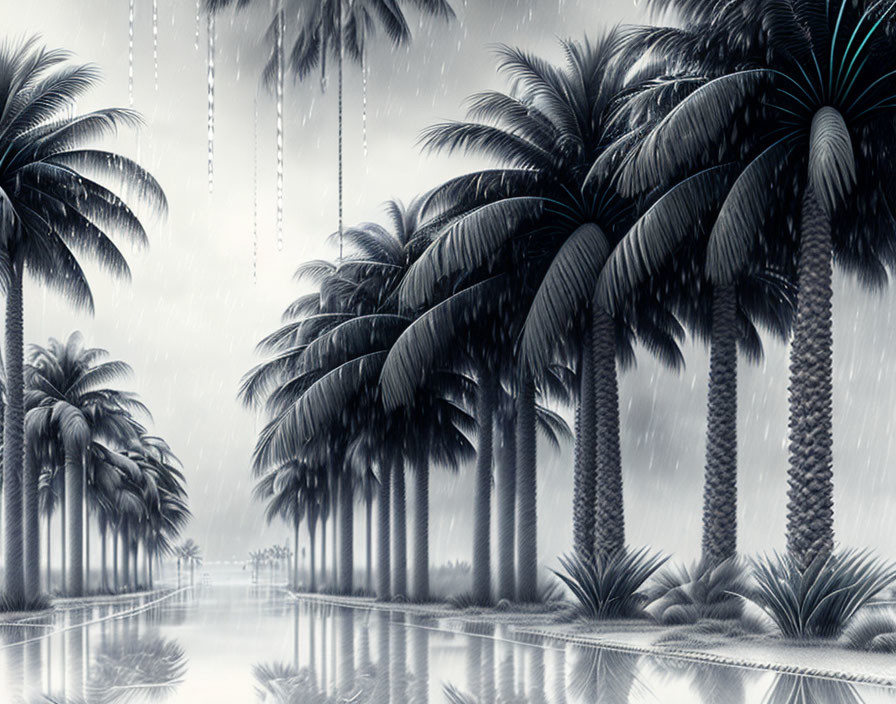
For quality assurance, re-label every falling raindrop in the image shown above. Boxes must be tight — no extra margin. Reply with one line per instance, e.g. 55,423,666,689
276,5,284,251
208,11,216,193
153,0,159,91
253,96,258,283
128,0,135,107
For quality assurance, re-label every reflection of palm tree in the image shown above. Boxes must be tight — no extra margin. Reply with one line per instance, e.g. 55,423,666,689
336,607,355,696
409,616,429,704
570,648,644,704
84,634,185,703
654,657,748,704
764,673,865,704
372,610,390,704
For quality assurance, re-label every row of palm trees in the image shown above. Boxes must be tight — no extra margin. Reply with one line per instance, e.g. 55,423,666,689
28,333,190,597
245,0,896,606
0,38,180,607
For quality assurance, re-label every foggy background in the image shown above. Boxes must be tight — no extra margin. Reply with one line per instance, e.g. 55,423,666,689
2,0,894,571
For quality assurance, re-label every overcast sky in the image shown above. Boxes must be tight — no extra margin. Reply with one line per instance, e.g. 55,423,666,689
4,0,896,570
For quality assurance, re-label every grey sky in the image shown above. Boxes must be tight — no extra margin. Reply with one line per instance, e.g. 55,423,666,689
3,0,896,569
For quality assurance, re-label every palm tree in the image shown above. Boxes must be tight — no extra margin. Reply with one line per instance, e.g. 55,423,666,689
624,0,896,569
386,34,685,583
177,539,202,586
25,333,149,596
205,0,453,260
254,461,311,589
0,38,165,606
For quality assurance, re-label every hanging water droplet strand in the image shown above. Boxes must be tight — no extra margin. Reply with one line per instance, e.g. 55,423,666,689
253,96,259,284
152,0,159,91
362,52,368,161
194,0,201,51
207,11,216,194
276,5,284,252
128,0,135,107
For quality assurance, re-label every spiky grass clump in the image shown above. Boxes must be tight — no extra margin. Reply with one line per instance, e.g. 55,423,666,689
844,612,896,653
649,557,747,625
553,548,668,620
736,549,896,639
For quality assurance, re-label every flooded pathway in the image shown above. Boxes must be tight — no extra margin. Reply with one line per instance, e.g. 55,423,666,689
0,582,893,703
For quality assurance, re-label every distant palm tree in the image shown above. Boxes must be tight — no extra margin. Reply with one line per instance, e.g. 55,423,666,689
176,539,202,587
0,38,166,606
205,0,453,259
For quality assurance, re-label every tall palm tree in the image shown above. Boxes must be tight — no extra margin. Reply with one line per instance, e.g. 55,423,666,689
205,0,453,259
0,38,165,606
624,0,896,569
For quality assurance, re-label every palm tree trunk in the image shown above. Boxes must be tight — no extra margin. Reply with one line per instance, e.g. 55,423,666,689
496,413,516,602
574,320,596,563
787,186,835,571
121,521,130,590
60,477,67,593
516,373,538,602
309,510,318,592
473,368,497,606
113,525,119,592
412,464,429,602
46,512,52,594
593,307,624,561
99,515,108,592
64,449,84,597
392,456,407,598
23,440,41,597
376,460,391,600
320,510,328,588
3,260,25,606
293,516,300,589
701,283,738,566
338,469,353,595
365,489,373,594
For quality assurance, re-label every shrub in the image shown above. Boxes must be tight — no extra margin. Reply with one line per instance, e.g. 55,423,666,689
844,612,896,653
553,548,668,620
649,557,747,625
736,549,896,639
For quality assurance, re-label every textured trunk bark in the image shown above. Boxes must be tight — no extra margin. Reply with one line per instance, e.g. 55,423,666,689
496,414,516,602
392,456,407,598
3,261,25,605
293,515,300,589
121,521,130,589
412,464,429,602
320,511,328,587
516,373,538,602
593,307,624,561
338,469,353,595
365,490,373,594
23,440,40,597
473,368,497,606
60,478,66,593
701,283,739,566
574,319,597,563
64,450,84,597
84,473,90,594
376,460,391,600
787,186,835,571
100,515,109,592
46,513,52,594
113,525,119,592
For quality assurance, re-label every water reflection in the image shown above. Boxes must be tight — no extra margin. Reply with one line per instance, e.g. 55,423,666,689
0,586,891,703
